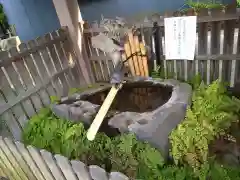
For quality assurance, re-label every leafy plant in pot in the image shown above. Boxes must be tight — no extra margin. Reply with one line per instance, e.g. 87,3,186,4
237,0,240,12
184,0,225,15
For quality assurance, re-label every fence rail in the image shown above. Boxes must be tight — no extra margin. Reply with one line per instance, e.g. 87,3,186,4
0,136,128,180
83,8,240,87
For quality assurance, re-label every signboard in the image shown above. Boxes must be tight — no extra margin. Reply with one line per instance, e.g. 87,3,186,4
164,16,197,60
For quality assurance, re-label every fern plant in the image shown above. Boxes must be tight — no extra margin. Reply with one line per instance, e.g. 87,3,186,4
170,80,240,175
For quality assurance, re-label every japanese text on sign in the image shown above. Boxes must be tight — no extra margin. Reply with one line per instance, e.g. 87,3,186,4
164,16,197,60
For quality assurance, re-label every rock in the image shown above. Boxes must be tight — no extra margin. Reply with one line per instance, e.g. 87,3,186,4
52,98,99,124
169,83,192,105
129,103,187,158
52,104,70,120
80,101,100,113
69,107,84,122
73,101,83,106
108,112,141,133
162,79,180,86
82,112,94,124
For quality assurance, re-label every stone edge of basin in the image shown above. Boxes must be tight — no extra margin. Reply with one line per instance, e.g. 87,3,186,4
51,77,192,158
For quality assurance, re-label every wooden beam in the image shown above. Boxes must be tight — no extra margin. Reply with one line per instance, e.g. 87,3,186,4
52,0,93,84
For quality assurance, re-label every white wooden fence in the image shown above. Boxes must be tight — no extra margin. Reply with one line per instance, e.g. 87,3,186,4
0,27,85,141
83,8,240,87
0,136,128,180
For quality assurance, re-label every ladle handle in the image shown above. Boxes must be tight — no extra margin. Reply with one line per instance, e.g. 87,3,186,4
87,83,123,141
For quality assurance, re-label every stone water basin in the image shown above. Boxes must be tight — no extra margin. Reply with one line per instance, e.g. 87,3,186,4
52,78,192,157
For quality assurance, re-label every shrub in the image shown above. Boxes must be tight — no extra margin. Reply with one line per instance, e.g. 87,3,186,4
22,108,165,178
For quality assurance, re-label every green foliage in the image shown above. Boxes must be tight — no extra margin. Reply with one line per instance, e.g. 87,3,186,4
68,84,98,96
188,74,202,90
0,4,9,33
170,80,240,176
50,96,60,104
22,108,165,179
237,0,240,7
185,0,224,11
23,79,240,179
151,65,174,79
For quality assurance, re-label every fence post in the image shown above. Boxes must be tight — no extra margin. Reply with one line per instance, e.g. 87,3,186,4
52,0,93,85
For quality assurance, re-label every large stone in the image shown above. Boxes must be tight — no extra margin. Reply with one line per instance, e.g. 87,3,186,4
52,100,99,124
129,103,187,158
108,112,141,133
108,79,192,158
52,104,70,120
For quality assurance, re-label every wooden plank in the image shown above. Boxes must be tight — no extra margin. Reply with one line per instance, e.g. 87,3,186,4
0,165,8,178
18,43,46,86
223,19,236,82
19,43,53,106
151,26,157,71
36,37,63,96
50,31,74,88
128,32,140,76
8,48,42,116
0,144,21,180
27,146,55,180
4,138,37,180
0,55,29,130
41,35,67,93
27,40,58,96
207,27,211,85
184,60,188,81
15,141,46,180
89,165,108,180
53,30,74,93
40,150,65,180
109,172,129,180
71,160,91,180
139,43,149,77
0,137,28,180
101,59,110,81
103,51,112,79
134,36,145,76
210,15,222,81
0,35,67,67
55,155,78,180
124,42,135,76
230,27,238,87
87,84,123,141
45,33,62,72
0,152,16,180
61,26,92,85
1,112,21,141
